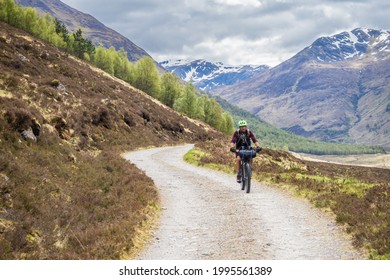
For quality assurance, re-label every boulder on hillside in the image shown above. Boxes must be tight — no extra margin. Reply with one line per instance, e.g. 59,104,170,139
21,128,36,142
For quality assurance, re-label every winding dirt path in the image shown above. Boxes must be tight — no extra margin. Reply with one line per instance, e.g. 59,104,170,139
124,144,365,260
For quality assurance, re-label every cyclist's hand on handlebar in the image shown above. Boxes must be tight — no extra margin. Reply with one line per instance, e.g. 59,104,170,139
230,147,237,153
255,146,262,153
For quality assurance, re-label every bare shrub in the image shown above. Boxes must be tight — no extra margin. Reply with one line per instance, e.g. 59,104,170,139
92,109,111,129
5,109,33,132
123,112,136,127
5,75,19,87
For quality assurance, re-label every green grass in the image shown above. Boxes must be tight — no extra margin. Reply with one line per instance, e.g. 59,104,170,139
183,148,208,165
184,148,234,174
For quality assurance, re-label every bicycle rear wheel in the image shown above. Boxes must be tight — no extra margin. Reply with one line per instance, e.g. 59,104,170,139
241,164,245,190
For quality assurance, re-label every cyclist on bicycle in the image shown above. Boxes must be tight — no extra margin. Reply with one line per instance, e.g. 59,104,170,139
230,120,261,183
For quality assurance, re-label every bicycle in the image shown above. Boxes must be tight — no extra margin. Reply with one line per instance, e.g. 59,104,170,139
231,147,261,193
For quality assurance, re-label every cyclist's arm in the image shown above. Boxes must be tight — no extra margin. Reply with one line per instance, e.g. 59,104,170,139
230,133,237,146
230,133,238,150
249,131,260,147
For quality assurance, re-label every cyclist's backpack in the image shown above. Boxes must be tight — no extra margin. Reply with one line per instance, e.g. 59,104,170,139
235,129,251,147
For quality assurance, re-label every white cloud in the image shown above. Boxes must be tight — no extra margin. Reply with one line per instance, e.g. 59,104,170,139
213,0,263,7
179,36,294,66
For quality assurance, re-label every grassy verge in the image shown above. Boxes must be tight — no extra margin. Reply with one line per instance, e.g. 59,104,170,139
185,140,390,259
184,148,233,174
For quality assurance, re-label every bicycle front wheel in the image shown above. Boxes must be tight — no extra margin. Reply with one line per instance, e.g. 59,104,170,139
245,163,251,193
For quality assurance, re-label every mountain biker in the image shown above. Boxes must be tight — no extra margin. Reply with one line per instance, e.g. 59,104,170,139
230,120,261,183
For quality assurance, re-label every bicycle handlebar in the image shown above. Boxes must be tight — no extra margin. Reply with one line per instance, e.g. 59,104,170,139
230,147,262,153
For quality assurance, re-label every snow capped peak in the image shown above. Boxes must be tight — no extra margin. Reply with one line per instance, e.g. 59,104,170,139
159,59,269,92
309,28,390,63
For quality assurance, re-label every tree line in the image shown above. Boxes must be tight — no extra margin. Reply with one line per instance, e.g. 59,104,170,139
92,45,234,133
0,0,234,134
0,0,95,59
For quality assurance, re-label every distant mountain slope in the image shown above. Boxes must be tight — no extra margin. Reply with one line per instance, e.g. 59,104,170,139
160,59,269,92
215,96,383,155
212,28,390,149
15,0,160,66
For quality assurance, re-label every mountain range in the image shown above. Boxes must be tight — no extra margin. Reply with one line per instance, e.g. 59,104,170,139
211,28,390,149
160,30,390,149
160,59,269,92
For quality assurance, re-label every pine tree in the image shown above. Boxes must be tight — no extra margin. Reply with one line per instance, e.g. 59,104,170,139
70,28,95,59
54,18,69,44
83,39,95,60
72,28,85,59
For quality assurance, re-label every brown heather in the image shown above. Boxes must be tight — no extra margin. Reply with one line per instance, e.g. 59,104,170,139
0,21,222,259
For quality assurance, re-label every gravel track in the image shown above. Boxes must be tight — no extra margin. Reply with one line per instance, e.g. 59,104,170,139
124,144,365,260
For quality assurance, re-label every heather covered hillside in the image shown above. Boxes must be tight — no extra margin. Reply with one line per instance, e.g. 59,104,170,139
0,20,223,259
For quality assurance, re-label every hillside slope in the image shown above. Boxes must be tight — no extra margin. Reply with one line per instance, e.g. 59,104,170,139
0,21,221,259
14,0,163,69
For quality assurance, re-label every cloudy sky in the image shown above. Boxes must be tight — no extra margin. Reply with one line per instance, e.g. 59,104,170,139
60,0,390,67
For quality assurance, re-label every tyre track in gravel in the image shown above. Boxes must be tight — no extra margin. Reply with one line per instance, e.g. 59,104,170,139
124,144,365,260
